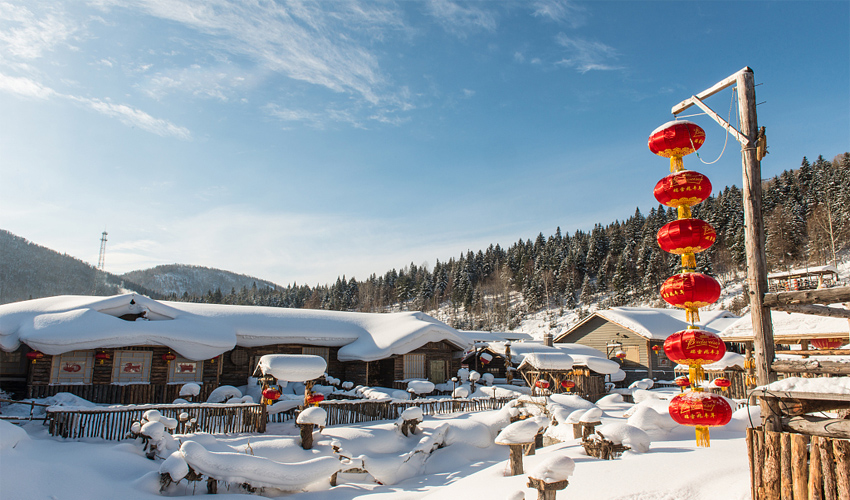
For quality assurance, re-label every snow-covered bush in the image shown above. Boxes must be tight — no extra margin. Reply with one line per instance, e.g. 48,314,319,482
407,380,435,395
179,383,201,398
594,423,651,453
128,410,179,460
481,372,495,386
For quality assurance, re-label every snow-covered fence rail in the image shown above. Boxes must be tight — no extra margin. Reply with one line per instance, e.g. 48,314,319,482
47,403,265,439
316,397,515,427
0,398,51,422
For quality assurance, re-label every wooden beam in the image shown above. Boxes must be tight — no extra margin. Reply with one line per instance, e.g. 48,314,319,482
750,389,850,402
672,66,750,115
783,415,850,440
764,287,850,307
771,359,850,375
767,303,850,319
775,349,850,356
687,96,751,146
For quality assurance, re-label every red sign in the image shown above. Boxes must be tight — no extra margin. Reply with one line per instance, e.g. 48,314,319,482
62,363,82,373
177,363,196,374
122,362,142,373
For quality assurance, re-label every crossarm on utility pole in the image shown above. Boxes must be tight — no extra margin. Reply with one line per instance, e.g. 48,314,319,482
685,96,751,146
671,66,751,115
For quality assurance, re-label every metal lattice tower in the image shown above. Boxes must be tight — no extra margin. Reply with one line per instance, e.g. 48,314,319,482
97,231,108,270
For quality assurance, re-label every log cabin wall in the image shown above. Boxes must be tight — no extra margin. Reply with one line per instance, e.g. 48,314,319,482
25,346,219,405
391,341,461,388
219,344,346,388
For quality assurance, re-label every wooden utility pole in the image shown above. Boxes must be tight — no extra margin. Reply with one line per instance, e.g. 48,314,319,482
672,67,780,430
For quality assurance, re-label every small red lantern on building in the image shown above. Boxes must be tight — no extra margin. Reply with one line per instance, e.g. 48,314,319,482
654,170,712,218
162,352,177,363
713,377,731,391
95,352,110,365
674,376,690,391
660,272,721,323
26,351,44,364
668,391,732,446
614,350,627,360
810,338,843,349
262,388,281,402
652,345,661,354
656,219,717,269
560,380,576,392
535,380,550,389
648,120,706,172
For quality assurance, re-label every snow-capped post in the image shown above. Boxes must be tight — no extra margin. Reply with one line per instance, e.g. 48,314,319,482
495,419,544,476
469,370,481,393
526,455,574,500
505,341,513,385
256,354,327,445
296,406,327,450
397,407,424,437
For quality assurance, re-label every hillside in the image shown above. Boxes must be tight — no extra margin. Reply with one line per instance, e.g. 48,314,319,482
121,264,279,298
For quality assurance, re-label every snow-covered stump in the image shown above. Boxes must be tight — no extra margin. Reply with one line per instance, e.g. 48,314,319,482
296,406,327,450
582,431,630,460
396,407,424,437
496,419,545,476
526,455,574,500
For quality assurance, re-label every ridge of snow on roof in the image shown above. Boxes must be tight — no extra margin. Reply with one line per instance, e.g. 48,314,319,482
0,294,467,362
767,264,837,279
593,307,738,340
719,309,850,339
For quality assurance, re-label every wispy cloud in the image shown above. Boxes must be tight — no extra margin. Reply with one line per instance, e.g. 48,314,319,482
0,72,191,139
554,34,621,73
532,0,587,29
0,2,78,59
426,0,497,37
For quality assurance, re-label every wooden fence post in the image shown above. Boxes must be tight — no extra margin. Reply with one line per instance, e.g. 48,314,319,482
818,437,837,500
765,430,781,499
790,433,809,500
833,439,850,500
809,436,823,500
780,432,792,500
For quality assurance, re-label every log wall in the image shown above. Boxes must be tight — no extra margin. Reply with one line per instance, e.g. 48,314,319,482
747,427,850,500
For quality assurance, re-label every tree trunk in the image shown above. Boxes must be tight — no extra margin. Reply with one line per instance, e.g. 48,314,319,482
300,423,314,450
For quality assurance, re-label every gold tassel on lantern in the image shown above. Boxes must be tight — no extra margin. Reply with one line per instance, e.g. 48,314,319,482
688,365,705,389
685,306,701,324
670,156,684,173
695,425,710,447
677,205,692,219
681,252,696,270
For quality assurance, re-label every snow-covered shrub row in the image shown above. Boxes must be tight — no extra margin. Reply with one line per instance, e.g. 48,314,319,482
128,409,180,460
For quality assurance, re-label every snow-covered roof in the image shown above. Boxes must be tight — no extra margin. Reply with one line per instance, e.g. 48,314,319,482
516,352,574,371
719,309,850,342
457,330,533,344
767,264,838,279
0,294,467,362
482,341,619,375
557,307,739,342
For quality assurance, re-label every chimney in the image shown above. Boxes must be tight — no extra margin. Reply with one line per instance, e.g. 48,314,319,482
543,333,553,347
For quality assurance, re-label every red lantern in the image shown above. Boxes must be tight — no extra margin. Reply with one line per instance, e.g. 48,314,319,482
663,329,726,366
162,352,177,363
654,170,712,217
648,121,706,172
305,393,325,406
560,380,576,391
674,376,690,388
810,338,843,349
668,391,732,446
535,380,550,389
95,352,110,365
657,219,716,269
614,350,627,360
713,377,731,390
660,272,721,323
652,345,661,354
262,388,281,402
26,351,44,363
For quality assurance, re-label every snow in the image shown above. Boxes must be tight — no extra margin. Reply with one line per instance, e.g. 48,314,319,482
495,417,546,445
296,407,327,426
407,380,435,394
527,455,575,482
589,307,739,340
720,309,849,341
401,407,424,421
206,385,242,403
0,420,29,450
258,354,327,382
516,352,574,371
0,293,469,362
759,376,850,394
0,385,759,500
179,382,201,397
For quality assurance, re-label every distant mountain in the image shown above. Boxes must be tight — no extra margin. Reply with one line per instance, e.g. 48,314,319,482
0,230,158,304
120,264,279,298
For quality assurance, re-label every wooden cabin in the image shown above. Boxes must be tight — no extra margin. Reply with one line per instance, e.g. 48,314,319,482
554,307,738,385
0,294,468,404
767,264,839,293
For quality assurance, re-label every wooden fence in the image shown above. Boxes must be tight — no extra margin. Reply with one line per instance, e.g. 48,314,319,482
29,383,216,406
47,403,265,439
46,396,514,439
747,427,850,500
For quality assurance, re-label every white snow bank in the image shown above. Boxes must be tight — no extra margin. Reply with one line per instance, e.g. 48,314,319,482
726,405,762,432
579,408,603,423
257,354,327,382
179,383,201,397
595,393,624,406
548,393,595,410
629,378,654,390
267,400,301,415
627,405,678,433
177,440,341,491
206,386,241,403
0,420,29,450
407,380,435,394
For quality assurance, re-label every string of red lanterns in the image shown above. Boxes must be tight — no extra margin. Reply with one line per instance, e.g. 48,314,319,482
650,121,731,447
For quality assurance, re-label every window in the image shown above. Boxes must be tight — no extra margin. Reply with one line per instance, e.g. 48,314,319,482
403,354,425,379
111,350,152,384
50,351,94,385
168,357,203,385
302,347,330,363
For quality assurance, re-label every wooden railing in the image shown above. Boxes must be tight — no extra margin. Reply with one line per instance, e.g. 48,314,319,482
47,403,265,439
317,396,514,426
0,398,51,421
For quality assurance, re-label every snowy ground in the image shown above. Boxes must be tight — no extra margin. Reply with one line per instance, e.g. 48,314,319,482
0,387,757,500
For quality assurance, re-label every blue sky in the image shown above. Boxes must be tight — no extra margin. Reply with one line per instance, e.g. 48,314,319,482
1,0,847,287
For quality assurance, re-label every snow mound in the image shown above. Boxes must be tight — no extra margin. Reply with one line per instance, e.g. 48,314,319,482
579,408,603,423
548,393,595,410
528,455,575,482
726,405,761,432
207,386,241,403
401,407,424,421
407,380,435,394
495,417,546,445
296,407,327,426
629,378,654,390
627,405,678,433
595,423,651,453
257,354,327,382
179,383,201,397
595,393,624,406
0,420,29,450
